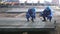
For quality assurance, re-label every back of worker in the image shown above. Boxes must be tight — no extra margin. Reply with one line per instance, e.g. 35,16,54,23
40,6,53,22
26,7,36,22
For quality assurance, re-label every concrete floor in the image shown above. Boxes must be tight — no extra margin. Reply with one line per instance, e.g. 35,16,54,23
0,6,60,34
0,17,55,28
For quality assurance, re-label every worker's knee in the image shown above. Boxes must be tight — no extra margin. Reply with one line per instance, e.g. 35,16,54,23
31,15,36,19
47,16,52,20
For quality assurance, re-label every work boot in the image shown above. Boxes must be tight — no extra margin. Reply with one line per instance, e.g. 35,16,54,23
42,20,46,22
27,19,29,22
31,19,34,22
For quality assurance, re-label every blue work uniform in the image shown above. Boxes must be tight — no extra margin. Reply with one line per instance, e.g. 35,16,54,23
26,8,36,22
41,7,53,21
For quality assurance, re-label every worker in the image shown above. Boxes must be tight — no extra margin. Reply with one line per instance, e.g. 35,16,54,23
40,6,53,22
26,7,36,22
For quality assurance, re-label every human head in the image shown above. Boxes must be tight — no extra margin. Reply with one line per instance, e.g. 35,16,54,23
45,6,51,11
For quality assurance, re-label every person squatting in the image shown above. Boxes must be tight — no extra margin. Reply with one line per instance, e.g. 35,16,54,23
26,6,53,22
26,7,36,22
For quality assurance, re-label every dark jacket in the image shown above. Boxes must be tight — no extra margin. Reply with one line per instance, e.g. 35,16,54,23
26,8,36,18
43,7,52,17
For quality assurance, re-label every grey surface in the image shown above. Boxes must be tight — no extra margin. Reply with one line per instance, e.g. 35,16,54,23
0,18,55,28
6,8,44,12
0,6,56,29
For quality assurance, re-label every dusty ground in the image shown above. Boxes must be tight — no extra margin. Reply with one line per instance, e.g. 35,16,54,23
0,12,59,34
0,6,60,34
